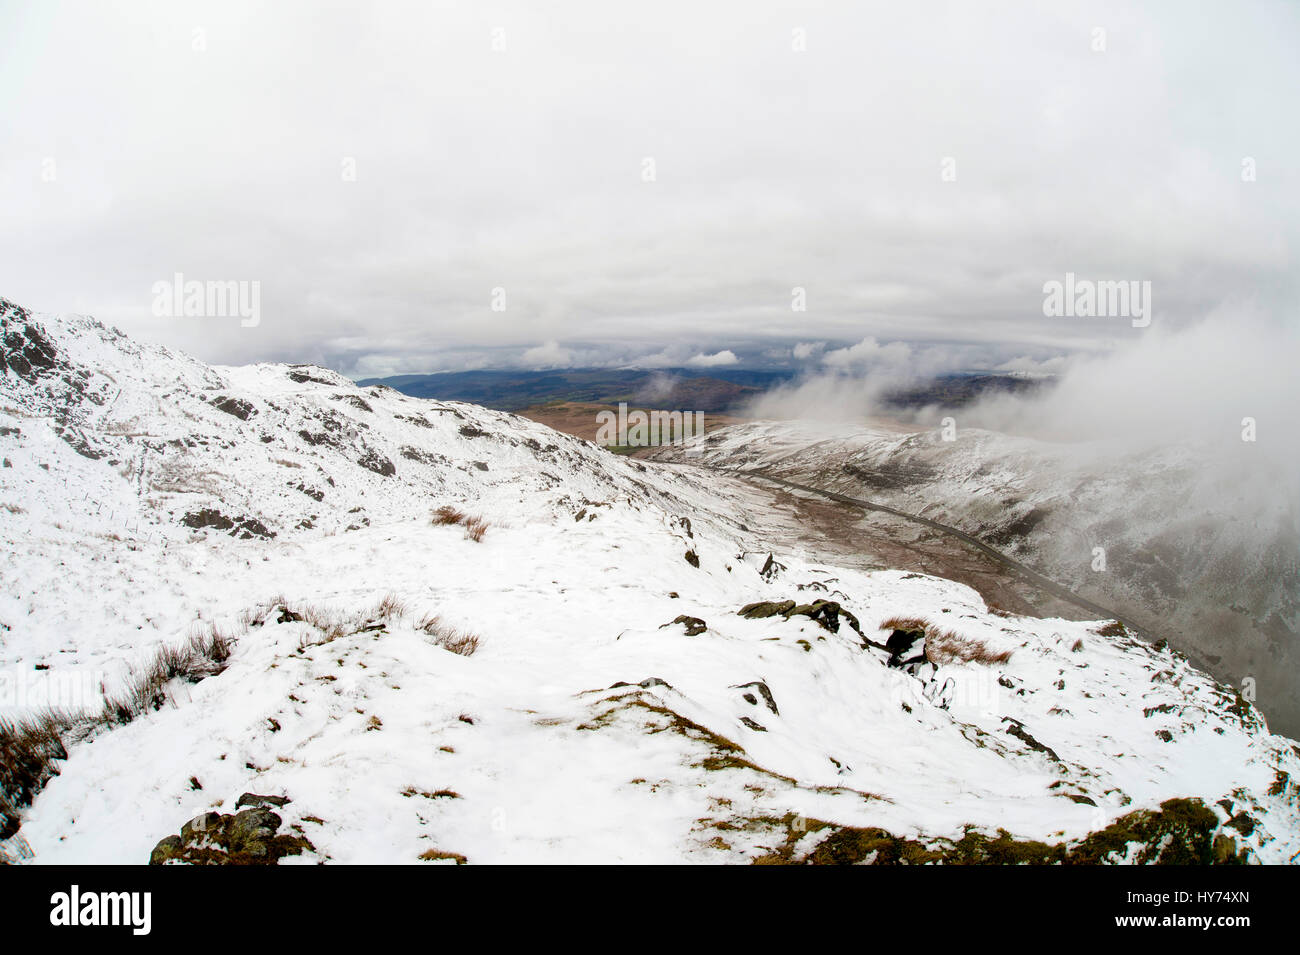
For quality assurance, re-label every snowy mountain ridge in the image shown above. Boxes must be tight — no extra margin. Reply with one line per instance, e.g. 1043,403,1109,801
650,417,1300,738
2,298,1298,864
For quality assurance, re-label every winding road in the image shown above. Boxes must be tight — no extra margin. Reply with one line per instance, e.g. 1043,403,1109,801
731,467,1156,640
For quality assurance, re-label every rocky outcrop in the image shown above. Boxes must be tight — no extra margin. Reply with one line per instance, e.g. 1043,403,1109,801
738,599,862,636
181,508,276,540
149,794,313,865
660,615,707,636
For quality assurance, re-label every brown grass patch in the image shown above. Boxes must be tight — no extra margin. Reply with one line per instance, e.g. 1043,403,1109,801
880,615,930,633
0,709,72,843
431,505,489,542
373,592,406,620
924,628,1013,666
416,616,481,657
102,623,235,725
418,847,467,864
431,505,467,526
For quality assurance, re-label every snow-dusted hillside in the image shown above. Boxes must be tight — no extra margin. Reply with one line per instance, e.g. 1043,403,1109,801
650,418,1300,738
2,298,1298,864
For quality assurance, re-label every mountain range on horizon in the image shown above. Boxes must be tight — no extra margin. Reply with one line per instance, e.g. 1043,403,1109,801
357,366,1049,415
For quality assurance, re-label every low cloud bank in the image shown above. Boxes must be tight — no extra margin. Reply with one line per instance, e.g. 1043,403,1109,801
744,309,1300,519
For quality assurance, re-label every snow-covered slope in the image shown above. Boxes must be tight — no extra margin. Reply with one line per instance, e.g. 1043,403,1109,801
650,418,1300,738
2,298,1298,864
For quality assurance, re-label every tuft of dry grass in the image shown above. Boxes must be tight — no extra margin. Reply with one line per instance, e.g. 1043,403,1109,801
431,505,489,542
1,710,73,843
923,628,1013,666
373,592,407,620
418,847,467,864
416,616,480,657
101,623,236,725
297,603,347,641
880,615,930,633
431,505,467,526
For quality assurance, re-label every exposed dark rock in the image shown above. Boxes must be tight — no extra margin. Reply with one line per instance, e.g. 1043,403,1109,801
737,599,862,636
287,369,334,386
332,394,372,412
738,600,797,619
227,808,280,850
181,508,276,540
886,625,928,667
400,445,449,466
787,600,862,635
660,615,707,636
684,550,700,568
180,812,222,843
298,429,331,446
211,396,256,420
732,681,779,715
759,553,786,581
1001,717,1060,762
149,835,183,865
236,793,290,809
290,482,325,501
0,310,59,383
236,517,275,540
149,804,313,865
1225,811,1256,837
357,448,396,477
181,508,234,532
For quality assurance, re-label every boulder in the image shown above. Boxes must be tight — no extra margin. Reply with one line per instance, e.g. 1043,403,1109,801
660,615,707,636
236,792,290,809
149,835,183,866
227,808,281,852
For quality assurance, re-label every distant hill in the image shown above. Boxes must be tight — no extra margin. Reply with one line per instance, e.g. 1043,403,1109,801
356,368,797,413
358,367,1047,414
881,373,1049,409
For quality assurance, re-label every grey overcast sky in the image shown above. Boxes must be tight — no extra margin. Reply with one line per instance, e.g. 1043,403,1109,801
2,0,1297,379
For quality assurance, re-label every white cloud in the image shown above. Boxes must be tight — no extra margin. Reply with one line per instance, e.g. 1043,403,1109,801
993,354,1069,377
520,341,574,369
821,338,913,371
686,350,739,367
